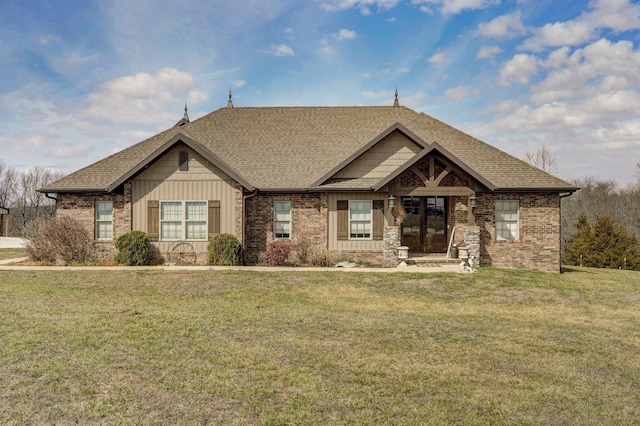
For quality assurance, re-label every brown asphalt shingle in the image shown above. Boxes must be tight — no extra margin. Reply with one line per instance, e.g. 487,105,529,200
41,105,576,193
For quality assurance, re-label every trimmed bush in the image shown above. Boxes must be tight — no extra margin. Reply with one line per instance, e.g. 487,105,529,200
23,216,96,264
114,231,152,266
207,233,243,266
263,241,291,266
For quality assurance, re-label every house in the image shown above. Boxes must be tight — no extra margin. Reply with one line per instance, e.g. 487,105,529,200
40,93,577,271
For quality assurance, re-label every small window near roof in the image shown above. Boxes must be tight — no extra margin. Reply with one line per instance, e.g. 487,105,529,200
178,150,189,171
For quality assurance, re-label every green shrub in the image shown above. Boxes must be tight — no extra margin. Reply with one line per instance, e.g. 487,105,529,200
207,233,243,266
114,231,152,266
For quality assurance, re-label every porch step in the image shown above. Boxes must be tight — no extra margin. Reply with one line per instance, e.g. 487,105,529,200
404,255,461,266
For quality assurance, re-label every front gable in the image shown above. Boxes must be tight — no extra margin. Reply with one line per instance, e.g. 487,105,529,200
108,132,254,193
312,122,427,189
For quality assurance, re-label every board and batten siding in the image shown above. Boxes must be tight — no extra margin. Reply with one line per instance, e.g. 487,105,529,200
328,192,389,252
334,130,421,180
131,145,238,255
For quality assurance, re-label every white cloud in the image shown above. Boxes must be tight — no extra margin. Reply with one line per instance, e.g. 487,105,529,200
520,0,640,51
587,0,640,32
269,44,295,57
531,39,640,103
334,29,357,40
427,51,447,66
320,0,402,13
441,85,479,101
82,68,208,126
233,80,246,87
318,38,334,54
466,34,640,183
412,0,499,15
476,45,502,59
520,20,595,51
498,53,539,86
477,11,526,39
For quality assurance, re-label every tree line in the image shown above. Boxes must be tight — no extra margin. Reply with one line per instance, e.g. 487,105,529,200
527,146,640,270
0,160,65,236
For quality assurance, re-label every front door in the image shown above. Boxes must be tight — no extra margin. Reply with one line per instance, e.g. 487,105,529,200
401,196,448,253
425,196,447,252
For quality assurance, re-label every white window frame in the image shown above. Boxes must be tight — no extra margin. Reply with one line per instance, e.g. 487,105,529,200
95,200,113,240
159,201,208,241
274,201,292,240
495,199,519,241
349,200,372,240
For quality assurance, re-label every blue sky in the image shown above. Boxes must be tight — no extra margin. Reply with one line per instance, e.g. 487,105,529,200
1,0,639,184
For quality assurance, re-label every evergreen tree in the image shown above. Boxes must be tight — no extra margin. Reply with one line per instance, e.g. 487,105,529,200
564,214,640,270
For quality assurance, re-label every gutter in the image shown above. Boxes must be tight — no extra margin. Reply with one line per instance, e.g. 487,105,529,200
558,191,577,273
242,189,259,256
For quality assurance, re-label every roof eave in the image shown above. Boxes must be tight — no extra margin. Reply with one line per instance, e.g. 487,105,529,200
37,187,110,194
493,186,580,193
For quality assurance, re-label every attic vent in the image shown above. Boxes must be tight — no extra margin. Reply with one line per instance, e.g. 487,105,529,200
179,150,189,171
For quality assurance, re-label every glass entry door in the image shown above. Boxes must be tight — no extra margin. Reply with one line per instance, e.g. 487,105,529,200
425,196,447,253
401,196,447,253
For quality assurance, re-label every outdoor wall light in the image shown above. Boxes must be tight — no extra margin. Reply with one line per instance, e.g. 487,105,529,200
388,194,396,210
469,194,477,209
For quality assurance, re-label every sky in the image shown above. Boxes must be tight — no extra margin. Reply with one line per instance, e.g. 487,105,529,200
1,0,639,185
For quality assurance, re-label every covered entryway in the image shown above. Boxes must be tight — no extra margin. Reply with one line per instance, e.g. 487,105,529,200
400,196,448,253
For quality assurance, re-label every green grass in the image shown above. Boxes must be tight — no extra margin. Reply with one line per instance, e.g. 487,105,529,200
0,248,25,261
1,267,639,425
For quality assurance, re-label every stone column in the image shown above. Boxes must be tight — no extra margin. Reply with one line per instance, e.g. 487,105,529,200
463,226,480,262
383,225,400,268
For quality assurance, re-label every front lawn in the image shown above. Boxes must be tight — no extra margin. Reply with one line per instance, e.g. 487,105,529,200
0,248,26,261
1,267,639,424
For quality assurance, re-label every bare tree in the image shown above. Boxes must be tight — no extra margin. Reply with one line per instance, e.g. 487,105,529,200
524,144,559,175
0,160,18,208
15,166,65,231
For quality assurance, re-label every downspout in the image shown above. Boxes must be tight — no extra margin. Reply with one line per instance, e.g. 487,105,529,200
45,193,58,214
242,188,259,259
558,192,574,273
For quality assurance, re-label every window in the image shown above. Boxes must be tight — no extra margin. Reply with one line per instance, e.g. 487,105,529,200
95,201,113,240
160,201,207,241
349,200,372,239
274,201,291,239
495,200,519,241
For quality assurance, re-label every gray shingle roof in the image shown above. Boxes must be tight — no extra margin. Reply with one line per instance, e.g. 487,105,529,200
41,105,577,193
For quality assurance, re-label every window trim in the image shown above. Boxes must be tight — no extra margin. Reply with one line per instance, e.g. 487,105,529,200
495,199,519,241
273,200,292,240
159,200,208,241
95,200,114,241
349,200,373,240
